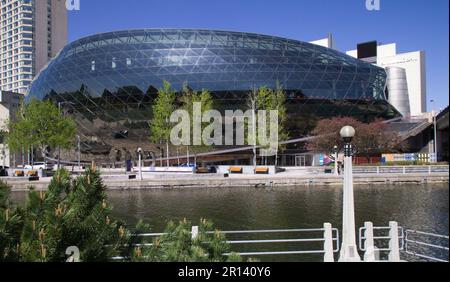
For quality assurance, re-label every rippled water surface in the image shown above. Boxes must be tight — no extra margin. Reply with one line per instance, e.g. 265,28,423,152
11,183,449,261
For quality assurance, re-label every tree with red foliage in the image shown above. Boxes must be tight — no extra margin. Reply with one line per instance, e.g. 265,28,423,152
307,117,407,162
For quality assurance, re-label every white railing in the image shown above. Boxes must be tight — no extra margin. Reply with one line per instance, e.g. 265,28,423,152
404,230,449,262
95,221,450,263
353,165,449,175
110,223,340,262
358,222,449,262
358,222,404,262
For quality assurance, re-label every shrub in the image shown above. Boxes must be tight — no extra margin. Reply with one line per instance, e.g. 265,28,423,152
1,170,244,262
131,219,243,262
0,168,129,262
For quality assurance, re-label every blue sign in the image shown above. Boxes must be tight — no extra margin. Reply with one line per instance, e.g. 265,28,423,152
319,155,324,166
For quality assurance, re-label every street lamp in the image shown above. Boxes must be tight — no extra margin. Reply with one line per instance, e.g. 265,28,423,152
430,99,438,163
156,146,163,167
333,145,339,176
137,147,143,180
165,117,170,168
338,126,361,262
77,135,81,169
58,102,62,169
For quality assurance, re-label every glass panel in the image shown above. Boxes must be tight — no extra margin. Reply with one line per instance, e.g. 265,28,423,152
28,29,399,156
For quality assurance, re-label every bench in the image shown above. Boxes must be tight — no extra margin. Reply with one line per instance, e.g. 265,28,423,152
255,167,269,174
229,167,243,174
196,167,210,174
15,170,25,177
27,170,38,177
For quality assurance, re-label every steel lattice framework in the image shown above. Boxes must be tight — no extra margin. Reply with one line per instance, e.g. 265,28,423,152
27,29,401,156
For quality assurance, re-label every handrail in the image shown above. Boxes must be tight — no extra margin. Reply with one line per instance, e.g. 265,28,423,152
109,225,449,262
110,226,340,261
405,229,449,262
353,165,449,175
359,226,404,252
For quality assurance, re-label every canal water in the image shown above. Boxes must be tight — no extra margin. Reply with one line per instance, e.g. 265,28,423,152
10,183,449,261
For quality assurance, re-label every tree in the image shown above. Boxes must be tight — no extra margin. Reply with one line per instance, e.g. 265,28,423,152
150,81,176,167
7,100,77,165
131,219,243,262
1,170,246,262
0,180,23,261
0,169,130,262
0,130,6,144
307,117,407,162
247,85,288,166
258,85,288,166
353,120,407,162
179,84,214,165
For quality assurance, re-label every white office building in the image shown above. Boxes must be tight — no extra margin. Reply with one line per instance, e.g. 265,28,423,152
346,43,426,117
0,0,67,95
310,36,427,117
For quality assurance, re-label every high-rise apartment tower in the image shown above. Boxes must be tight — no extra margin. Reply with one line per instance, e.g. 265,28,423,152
0,0,67,94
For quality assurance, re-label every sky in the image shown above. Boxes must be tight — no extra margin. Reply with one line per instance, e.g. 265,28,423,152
68,0,449,111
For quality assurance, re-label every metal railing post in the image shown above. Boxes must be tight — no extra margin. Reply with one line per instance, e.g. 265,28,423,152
388,221,401,262
191,226,199,240
323,223,334,262
363,222,379,262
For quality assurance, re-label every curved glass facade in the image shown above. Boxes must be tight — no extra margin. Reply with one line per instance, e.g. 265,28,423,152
28,29,401,158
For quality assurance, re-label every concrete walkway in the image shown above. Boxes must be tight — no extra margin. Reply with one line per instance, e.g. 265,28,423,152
3,170,449,191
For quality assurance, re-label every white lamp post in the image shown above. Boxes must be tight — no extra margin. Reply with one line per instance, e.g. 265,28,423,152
430,99,438,163
77,135,81,169
333,145,339,176
338,126,361,262
137,147,143,180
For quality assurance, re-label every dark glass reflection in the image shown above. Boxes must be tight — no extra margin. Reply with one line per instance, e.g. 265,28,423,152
28,29,401,160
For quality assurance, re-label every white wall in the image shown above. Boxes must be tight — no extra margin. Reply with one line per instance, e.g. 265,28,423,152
0,104,9,129
377,51,427,116
346,50,358,58
310,34,335,49
0,104,9,167
0,144,9,167
377,43,397,58
346,43,427,116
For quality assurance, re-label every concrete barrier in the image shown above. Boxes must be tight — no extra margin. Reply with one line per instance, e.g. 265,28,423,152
4,171,449,191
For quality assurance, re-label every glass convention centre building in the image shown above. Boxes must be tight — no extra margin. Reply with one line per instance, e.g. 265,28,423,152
28,29,401,163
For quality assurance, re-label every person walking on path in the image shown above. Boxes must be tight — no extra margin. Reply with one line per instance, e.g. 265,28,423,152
124,148,132,173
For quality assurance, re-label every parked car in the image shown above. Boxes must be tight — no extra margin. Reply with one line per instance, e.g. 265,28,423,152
24,162,54,170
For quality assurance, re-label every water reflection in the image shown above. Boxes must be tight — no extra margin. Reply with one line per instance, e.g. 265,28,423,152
10,184,448,262
99,185,448,236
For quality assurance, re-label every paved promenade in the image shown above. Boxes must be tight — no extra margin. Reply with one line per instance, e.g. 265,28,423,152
3,168,449,191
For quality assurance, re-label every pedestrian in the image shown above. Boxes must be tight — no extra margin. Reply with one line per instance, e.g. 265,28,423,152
115,149,122,162
124,149,132,173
